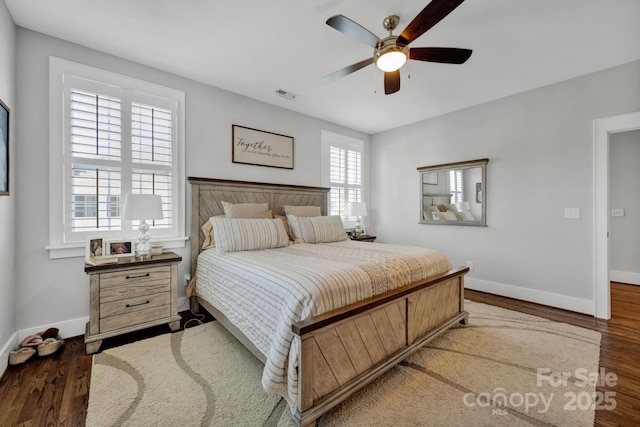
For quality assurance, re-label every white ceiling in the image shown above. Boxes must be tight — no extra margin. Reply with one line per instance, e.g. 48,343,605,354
6,0,640,134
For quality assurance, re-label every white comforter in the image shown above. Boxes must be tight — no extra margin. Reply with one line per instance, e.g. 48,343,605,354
195,240,451,412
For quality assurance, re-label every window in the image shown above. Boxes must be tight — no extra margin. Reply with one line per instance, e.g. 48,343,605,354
48,58,185,258
321,131,365,227
448,169,463,205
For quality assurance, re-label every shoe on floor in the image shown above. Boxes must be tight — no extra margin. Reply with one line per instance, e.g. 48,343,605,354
9,347,36,366
19,335,43,348
37,336,65,357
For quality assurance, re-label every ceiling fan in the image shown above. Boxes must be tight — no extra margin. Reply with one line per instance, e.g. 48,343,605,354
323,0,472,95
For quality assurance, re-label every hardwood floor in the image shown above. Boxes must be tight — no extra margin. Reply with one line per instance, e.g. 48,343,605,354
0,287,638,426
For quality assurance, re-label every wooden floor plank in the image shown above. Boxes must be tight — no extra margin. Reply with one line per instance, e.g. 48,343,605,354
0,285,638,426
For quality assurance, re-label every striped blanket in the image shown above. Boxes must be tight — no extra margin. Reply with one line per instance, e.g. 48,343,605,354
195,240,452,413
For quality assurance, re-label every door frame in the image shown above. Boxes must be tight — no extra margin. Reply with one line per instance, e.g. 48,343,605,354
593,111,640,319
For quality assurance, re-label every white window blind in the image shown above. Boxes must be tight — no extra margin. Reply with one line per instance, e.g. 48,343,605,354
449,169,463,205
323,131,365,226
49,57,185,257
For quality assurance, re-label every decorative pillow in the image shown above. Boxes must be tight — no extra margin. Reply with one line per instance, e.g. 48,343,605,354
454,211,466,221
221,201,271,218
444,204,459,212
211,217,289,253
283,205,321,217
274,214,294,241
201,215,226,249
439,211,458,220
461,210,475,221
287,214,348,244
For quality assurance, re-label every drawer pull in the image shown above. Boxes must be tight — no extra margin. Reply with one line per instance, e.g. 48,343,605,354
126,300,150,308
126,273,150,279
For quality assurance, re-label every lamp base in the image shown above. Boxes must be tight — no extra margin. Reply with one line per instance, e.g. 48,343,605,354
135,219,152,257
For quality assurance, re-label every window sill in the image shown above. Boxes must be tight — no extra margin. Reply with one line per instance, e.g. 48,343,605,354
46,236,189,260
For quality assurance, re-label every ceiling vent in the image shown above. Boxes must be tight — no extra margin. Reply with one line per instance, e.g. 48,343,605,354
275,89,296,101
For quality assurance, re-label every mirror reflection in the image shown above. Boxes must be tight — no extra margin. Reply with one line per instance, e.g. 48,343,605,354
418,158,488,226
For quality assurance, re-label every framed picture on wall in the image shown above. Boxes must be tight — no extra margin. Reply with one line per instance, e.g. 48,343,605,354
476,182,482,203
232,124,294,169
422,172,438,185
0,98,9,196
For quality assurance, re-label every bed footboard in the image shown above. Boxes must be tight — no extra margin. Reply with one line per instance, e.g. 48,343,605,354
292,266,468,427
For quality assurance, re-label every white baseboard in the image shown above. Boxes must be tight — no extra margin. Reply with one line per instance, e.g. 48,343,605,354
0,332,19,379
465,277,594,316
610,270,640,286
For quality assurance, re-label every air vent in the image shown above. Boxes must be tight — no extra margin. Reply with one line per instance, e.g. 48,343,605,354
275,89,296,101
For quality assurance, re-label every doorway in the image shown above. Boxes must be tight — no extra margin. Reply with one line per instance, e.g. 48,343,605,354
593,111,640,319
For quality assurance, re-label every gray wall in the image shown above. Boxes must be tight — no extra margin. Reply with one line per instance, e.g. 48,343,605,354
0,0,16,372
370,60,640,314
610,129,640,284
13,28,369,339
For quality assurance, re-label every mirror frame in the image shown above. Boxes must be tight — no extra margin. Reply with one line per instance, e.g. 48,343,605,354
417,158,489,226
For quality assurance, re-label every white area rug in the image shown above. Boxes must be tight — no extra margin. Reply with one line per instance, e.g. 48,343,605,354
87,301,601,426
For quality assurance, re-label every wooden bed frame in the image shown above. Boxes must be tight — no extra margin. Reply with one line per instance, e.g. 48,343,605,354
188,177,469,427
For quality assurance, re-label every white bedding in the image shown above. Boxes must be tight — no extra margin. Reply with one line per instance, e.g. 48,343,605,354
195,240,452,412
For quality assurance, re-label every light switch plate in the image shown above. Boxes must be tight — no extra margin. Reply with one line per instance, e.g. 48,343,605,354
611,208,625,217
564,208,581,219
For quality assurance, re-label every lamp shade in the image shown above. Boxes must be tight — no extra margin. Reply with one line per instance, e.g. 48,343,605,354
349,202,368,217
123,194,164,220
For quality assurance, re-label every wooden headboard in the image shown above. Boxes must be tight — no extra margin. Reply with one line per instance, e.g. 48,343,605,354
188,177,330,275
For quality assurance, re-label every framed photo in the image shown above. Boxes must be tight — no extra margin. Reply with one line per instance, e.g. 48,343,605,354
107,240,133,256
476,182,483,203
0,98,9,196
86,236,106,263
422,172,438,185
232,124,294,169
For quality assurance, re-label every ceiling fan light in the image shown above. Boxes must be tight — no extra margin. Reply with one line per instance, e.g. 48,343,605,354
376,49,407,72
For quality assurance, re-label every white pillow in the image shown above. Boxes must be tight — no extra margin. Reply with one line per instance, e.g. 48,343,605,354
211,217,289,253
287,214,348,243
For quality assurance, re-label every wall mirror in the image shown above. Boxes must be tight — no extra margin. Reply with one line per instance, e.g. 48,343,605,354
418,158,488,226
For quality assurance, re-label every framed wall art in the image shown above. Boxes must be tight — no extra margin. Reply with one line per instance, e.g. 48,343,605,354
0,98,9,196
232,124,294,169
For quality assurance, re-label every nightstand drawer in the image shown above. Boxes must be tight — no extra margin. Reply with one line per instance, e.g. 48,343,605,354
100,265,171,289
100,281,170,304
100,293,171,332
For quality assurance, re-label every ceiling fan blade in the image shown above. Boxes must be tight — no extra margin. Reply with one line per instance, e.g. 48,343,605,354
323,58,375,82
397,0,466,46
384,70,401,95
326,15,381,48
410,47,472,64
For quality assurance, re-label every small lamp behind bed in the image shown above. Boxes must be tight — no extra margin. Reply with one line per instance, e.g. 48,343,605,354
349,202,368,236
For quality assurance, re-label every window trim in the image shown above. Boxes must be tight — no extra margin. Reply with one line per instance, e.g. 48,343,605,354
321,130,366,228
47,57,186,259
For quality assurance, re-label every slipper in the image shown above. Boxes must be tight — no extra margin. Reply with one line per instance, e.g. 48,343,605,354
19,335,43,348
9,347,37,366
37,336,65,357
37,327,59,340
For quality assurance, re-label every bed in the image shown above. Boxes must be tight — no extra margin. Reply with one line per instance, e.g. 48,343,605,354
188,177,469,427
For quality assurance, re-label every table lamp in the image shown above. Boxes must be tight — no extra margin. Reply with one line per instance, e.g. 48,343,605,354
123,194,163,257
349,202,368,236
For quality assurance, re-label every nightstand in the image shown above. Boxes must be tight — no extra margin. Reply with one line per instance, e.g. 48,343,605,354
350,234,377,243
84,252,182,354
